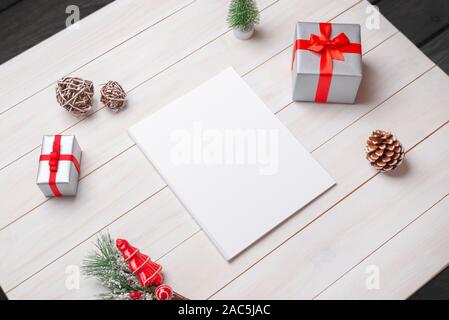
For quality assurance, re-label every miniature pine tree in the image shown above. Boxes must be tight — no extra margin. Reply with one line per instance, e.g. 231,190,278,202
227,0,260,32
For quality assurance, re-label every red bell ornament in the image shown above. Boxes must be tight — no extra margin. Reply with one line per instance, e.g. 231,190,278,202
116,239,163,287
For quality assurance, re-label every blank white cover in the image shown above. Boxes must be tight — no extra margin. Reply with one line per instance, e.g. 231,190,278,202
129,68,335,260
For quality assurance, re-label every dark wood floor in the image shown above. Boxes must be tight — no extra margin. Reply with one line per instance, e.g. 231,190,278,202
0,0,112,63
0,0,448,300
371,0,449,74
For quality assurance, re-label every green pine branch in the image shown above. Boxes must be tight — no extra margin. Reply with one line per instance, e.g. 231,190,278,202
227,0,260,31
82,232,154,300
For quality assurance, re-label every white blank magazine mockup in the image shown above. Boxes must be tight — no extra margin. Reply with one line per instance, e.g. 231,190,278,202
129,68,335,260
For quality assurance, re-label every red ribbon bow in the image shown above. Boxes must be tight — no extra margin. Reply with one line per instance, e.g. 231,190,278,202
39,135,80,197
292,22,362,103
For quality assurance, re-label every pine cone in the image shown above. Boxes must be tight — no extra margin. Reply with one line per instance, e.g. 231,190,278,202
366,130,404,172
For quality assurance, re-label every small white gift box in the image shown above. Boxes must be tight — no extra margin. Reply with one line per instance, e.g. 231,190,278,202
36,135,82,197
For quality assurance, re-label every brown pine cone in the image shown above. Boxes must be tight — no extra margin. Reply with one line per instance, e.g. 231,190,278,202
366,130,405,172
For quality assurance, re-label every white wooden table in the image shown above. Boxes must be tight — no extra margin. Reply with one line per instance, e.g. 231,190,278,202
0,0,448,300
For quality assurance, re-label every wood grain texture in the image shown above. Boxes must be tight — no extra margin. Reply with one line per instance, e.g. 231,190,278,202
8,187,200,299
0,147,165,291
316,194,449,300
410,265,449,300
165,68,449,300
212,84,449,299
0,0,113,64
7,29,445,299
2,2,368,296
0,0,273,171
0,0,22,12
0,0,359,230
373,0,449,46
367,0,449,76
0,0,194,114
2,0,449,300
0,0,276,230
421,28,449,74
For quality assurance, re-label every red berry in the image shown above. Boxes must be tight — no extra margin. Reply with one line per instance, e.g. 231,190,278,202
129,291,142,300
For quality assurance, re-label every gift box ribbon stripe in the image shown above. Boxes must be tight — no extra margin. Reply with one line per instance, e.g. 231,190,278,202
39,134,81,197
292,22,362,103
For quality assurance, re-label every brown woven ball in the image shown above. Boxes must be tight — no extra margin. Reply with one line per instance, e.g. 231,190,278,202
100,81,127,112
366,130,405,172
56,77,94,117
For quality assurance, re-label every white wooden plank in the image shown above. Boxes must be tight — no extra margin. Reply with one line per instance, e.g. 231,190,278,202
158,68,448,299
0,0,194,114
0,0,360,230
0,0,362,294
0,147,166,291
210,83,449,300
2,32,425,231
8,187,199,299
316,195,449,300
0,0,274,170
7,46,446,299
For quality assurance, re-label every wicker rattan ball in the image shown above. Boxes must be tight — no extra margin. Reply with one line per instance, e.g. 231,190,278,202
56,77,94,117
100,81,127,112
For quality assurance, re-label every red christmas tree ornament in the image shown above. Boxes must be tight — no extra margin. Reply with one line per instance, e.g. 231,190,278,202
155,284,173,300
116,239,163,287
129,291,142,300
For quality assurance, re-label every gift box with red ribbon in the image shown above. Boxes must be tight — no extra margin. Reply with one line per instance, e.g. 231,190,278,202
36,135,82,197
292,22,363,104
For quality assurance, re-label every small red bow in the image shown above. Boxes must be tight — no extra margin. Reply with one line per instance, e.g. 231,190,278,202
292,23,362,103
49,145,61,173
307,31,350,62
